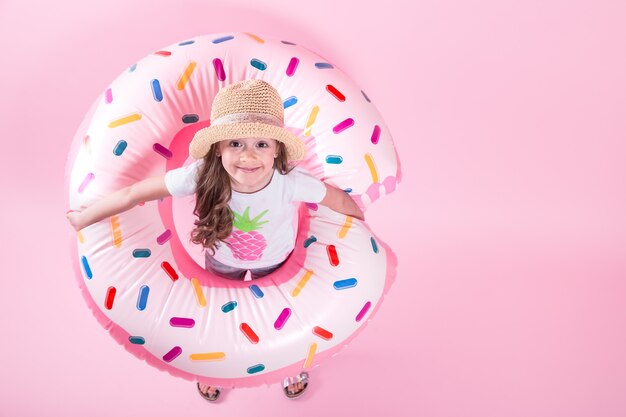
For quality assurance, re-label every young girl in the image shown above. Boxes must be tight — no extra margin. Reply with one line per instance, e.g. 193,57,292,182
66,79,364,402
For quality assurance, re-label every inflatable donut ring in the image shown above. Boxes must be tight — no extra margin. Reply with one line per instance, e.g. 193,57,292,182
65,32,401,388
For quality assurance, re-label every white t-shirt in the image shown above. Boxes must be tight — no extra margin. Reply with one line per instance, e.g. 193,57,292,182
164,161,327,269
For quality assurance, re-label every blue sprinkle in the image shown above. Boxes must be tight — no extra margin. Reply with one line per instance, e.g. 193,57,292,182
151,79,163,102
315,62,334,69
129,336,145,345
283,96,297,109
304,236,317,248
113,140,127,156
361,90,371,102
129,64,137,72
221,301,237,313
132,249,151,258
325,155,343,164
249,285,264,299
333,278,358,290
281,40,296,45
212,35,234,44
371,237,379,254
343,188,353,193
137,285,149,311
250,58,267,71
81,256,92,279
178,40,195,46
247,364,265,374
182,114,199,123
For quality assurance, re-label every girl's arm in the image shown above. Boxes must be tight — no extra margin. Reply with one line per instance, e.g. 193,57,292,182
66,176,171,231
319,184,365,221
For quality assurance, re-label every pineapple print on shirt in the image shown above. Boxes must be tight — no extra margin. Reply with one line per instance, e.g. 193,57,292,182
226,207,269,261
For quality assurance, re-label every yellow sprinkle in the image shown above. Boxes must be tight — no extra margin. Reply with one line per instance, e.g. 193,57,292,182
189,352,226,361
338,216,352,239
291,270,313,298
244,33,265,43
304,106,319,137
364,153,379,183
77,230,84,244
110,215,122,248
108,114,142,128
177,61,197,90
191,277,207,307
304,343,317,369
83,135,91,154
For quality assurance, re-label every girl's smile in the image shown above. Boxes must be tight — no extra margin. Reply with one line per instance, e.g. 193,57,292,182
218,138,277,193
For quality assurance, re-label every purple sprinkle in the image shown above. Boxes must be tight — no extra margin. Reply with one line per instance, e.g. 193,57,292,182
169,317,195,328
153,143,172,159
162,346,182,362
156,229,172,245
213,58,225,81
274,308,291,330
371,125,381,144
356,301,372,322
78,173,95,193
286,57,299,77
104,88,113,104
305,203,318,211
333,118,354,134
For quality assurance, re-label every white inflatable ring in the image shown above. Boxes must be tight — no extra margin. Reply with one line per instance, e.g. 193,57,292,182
65,32,400,388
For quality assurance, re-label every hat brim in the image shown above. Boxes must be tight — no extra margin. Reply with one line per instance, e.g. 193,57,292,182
189,123,306,161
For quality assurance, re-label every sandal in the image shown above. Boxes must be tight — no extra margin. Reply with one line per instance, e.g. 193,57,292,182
197,383,221,402
283,372,309,399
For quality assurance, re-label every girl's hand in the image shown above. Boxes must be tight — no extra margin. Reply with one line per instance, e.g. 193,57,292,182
66,210,83,232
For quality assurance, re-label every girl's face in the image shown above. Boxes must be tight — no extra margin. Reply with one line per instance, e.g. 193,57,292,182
217,138,278,193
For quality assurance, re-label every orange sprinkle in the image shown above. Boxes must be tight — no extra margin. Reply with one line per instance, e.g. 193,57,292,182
338,216,352,239
110,215,122,247
304,343,317,369
244,33,265,43
304,106,319,137
291,270,313,297
108,114,142,128
177,61,197,90
191,277,206,307
189,352,226,361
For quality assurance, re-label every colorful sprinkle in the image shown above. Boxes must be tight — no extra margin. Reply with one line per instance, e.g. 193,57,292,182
110,215,122,247
212,35,234,44
283,96,297,109
213,58,226,81
182,114,199,123
338,216,352,239
136,285,149,311
178,40,195,46
151,79,163,102
247,364,266,374
132,249,151,258
250,58,267,71
364,153,379,183
361,90,371,102
274,308,291,330
281,40,296,45
129,336,145,345
325,155,343,164
77,230,84,244
104,286,116,310
190,352,226,361
78,173,94,193
371,125,381,144
313,326,333,340
315,62,334,69
153,143,172,159
162,346,182,362
304,106,319,137
249,285,264,299
304,343,317,369
156,229,172,245
154,51,172,57
305,202,318,211
244,33,265,43
333,278,358,290
104,88,113,104
371,237,379,253
327,245,339,266
333,118,354,134
221,301,237,313
191,278,207,307
177,61,196,90
291,270,313,297
113,140,127,156
344,188,353,193
83,135,91,154
108,114,141,128
286,57,299,76
161,261,178,281
240,323,259,344
81,256,92,279
170,317,195,328
326,84,345,101
356,301,372,322
304,236,317,248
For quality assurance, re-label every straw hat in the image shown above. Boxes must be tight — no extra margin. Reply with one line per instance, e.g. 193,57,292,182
189,79,305,161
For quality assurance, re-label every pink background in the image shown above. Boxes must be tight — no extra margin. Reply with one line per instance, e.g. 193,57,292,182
1,0,625,416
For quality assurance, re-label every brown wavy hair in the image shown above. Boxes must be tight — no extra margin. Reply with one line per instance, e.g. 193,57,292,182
190,141,291,254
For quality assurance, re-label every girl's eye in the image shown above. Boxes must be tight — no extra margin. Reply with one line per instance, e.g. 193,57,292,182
229,141,242,147
256,141,269,148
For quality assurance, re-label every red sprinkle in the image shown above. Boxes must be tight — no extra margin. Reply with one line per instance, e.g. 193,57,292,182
326,84,346,101
105,286,116,310
313,326,333,341
327,245,339,266
154,50,172,56
240,323,260,344
161,261,179,281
